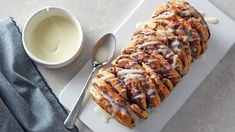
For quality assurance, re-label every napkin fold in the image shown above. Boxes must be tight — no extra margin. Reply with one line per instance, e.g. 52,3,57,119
0,17,78,132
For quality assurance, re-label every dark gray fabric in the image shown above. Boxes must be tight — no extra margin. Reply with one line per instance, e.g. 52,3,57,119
0,17,78,132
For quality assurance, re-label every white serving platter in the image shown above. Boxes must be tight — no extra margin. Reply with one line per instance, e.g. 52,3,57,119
59,0,235,131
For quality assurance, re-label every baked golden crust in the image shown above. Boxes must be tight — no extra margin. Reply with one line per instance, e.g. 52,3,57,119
89,0,210,128
90,86,135,128
152,0,210,56
122,46,180,88
96,68,128,99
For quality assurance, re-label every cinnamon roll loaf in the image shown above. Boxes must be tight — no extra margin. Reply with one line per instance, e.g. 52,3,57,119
90,0,210,128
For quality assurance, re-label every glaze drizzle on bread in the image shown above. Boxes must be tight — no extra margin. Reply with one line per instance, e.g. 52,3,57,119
90,0,210,128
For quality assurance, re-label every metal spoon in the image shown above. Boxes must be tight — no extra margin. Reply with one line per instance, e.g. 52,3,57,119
64,33,116,129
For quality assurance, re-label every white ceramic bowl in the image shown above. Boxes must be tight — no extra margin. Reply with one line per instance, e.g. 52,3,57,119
22,6,83,68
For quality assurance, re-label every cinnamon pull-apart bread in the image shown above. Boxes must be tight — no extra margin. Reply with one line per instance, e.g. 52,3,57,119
89,0,210,128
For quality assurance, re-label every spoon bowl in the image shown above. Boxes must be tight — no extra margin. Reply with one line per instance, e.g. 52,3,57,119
92,33,116,65
64,33,116,129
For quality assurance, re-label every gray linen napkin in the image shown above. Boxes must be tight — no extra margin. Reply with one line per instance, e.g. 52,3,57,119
0,17,78,132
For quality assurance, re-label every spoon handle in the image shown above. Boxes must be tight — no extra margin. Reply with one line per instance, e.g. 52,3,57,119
64,67,97,129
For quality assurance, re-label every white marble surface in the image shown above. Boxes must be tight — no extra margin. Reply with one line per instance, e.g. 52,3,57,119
0,0,234,131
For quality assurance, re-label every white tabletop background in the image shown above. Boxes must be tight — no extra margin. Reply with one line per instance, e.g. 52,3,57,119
0,0,234,131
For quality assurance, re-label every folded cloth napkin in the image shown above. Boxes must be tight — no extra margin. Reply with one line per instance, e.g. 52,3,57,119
0,18,78,132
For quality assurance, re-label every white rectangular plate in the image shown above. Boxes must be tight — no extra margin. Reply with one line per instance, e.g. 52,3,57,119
59,0,235,131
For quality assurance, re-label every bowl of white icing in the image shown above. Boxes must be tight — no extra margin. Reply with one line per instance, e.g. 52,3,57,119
22,6,83,68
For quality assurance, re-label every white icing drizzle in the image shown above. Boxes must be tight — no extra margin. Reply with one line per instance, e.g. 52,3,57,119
156,28,174,36
123,74,145,82
147,89,156,96
120,107,127,115
100,74,114,81
182,36,189,41
120,89,126,92
134,93,145,99
94,106,113,123
180,10,192,17
167,27,175,33
133,88,139,93
172,55,178,68
205,17,219,24
184,7,219,25
140,31,152,36
173,46,181,52
138,41,162,48
167,72,176,79
117,69,145,75
128,61,135,67
118,69,145,82
157,29,167,36
156,11,174,18
192,47,197,52
176,28,198,42
157,45,169,55
98,89,127,116
90,88,102,100
165,52,174,58
174,0,183,5
171,40,180,47
147,59,158,64
130,52,144,60
171,40,181,52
